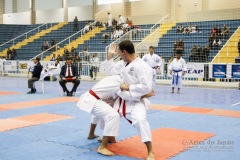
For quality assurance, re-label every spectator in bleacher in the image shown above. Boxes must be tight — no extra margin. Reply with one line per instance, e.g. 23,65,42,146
74,16,78,31
238,39,240,55
178,39,184,52
11,48,16,60
112,19,117,27
111,28,119,40
191,24,198,33
41,40,49,51
183,24,192,34
70,47,77,58
118,27,124,37
107,12,112,27
27,57,42,94
189,45,197,62
57,54,63,61
213,36,222,48
216,26,221,37
102,32,110,43
211,27,217,36
208,34,214,49
202,45,210,62
83,46,90,62
50,53,56,61
173,41,179,53
221,24,230,40
176,24,184,33
126,18,130,24
95,20,104,28
50,39,57,51
118,15,125,25
89,53,99,80
128,20,134,30
196,45,203,62
64,47,69,60
83,22,90,34
7,48,12,60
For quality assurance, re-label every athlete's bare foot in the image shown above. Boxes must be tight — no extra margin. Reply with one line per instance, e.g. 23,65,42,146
87,134,99,139
97,147,115,156
98,137,117,143
146,152,155,160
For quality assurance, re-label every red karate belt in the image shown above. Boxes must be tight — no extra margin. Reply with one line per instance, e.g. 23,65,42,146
118,97,132,124
89,89,100,100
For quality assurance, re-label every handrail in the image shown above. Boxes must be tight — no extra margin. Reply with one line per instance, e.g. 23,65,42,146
211,26,240,63
150,14,170,30
135,14,172,53
105,14,171,54
30,21,96,61
0,23,49,50
95,9,107,17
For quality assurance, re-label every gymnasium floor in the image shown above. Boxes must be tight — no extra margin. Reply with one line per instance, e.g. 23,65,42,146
0,77,239,160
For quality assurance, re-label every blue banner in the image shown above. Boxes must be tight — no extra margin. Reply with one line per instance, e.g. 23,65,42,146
213,64,226,78
232,65,240,78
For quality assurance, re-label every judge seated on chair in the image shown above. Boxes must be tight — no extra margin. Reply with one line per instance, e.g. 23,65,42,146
59,57,80,96
27,57,43,94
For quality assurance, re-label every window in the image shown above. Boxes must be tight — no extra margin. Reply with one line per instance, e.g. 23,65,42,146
98,0,122,5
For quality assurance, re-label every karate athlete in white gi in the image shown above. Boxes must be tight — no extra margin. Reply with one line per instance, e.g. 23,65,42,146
77,75,154,156
168,50,187,94
86,75,154,142
101,40,155,160
107,12,112,27
142,46,162,89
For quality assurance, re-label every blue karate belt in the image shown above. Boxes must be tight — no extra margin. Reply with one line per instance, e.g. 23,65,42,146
172,69,182,85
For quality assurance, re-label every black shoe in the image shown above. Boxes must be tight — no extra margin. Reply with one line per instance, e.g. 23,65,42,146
27,89,35,94
69,91,73,97
27,90,33,94
67,91,70,96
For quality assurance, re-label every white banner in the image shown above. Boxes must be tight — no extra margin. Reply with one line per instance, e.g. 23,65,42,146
4,61,17,71
185,63,204,78
167,63,204,78
0,61,3,75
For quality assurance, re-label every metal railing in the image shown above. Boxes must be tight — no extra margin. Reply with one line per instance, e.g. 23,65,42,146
79,51,106,62
135,14,171,54
212,26,240,63
1,61,239,89
30,21,97,61
0,23,52,52
105,14,171,56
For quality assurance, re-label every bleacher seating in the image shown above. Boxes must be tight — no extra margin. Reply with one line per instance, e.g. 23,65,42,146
4,19,239,64
15,21,92,60
154,19,240,62
75,24,154,54
0,24,40,51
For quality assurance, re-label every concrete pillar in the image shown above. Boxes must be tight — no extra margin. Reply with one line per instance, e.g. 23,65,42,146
12,0,17,13
93,0,97,20
0,0,4,23
202,0,209,11
30,0,36,24
63,0,68,22
124,0,131,18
